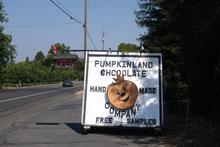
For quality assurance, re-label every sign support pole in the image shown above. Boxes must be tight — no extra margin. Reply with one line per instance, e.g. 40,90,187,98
83,0,87,60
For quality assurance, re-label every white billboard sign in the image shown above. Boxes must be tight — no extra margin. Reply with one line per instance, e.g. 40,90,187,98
81,51,163,128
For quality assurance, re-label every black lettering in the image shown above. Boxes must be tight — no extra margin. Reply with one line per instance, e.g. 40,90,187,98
106,70,111,76
131,108,136,116
138,62,142,68
136,104,140,111
104,117,109,123
96,117,99,123
116,70,121,75
117,61,121,67
126,118,157,125
90,86,95,92
136,70,141,76
114,110,120,117
109,117,113,123
105,61,111,67
122,61,126,68
126,70,132,77
140,119,144,124
148,119,156,125
100,117,104,123
126,111,131,117
100,69,105,76
121,111,126,118
148,62,153,68
99,69,149,77
139,87,157,94
122,70,126,76
105,102,110,109
109,107,114,114
96,60,153,69
127,118,131,124
112,70,116,76
135,118,140,124
127,61,131,68
112,61,116,67
139,88,144,94
95,60,99,67
90,86,106,92
132,70,136,76
153,88,157,94
132,62,137,68
142,70,147,77
142,62,148,68
96,117,113,124
100,61,104,67
98,86,102,92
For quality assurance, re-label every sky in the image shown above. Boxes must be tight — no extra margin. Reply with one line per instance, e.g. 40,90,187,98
2,0,145,62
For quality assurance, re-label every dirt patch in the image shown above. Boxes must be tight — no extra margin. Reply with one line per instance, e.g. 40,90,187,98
161,112,220,147
74,90,83,97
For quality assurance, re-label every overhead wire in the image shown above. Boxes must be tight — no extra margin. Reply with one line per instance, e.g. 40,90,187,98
49,0,98,50
49,0,83,25
89,21,136,30
4,22,75,29
54,0,74,14
5,21,136,30
87,30,97,50
54,0,82,22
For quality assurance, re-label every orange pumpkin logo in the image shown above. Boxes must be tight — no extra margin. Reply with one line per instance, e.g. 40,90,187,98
107,75,138,110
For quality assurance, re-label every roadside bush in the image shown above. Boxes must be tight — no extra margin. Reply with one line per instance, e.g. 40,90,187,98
2,59,84,87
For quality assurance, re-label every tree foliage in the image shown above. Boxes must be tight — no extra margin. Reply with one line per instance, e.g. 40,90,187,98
117,43,139,52
25,56,30,62
34,51,45,61
0,1,7,23
0,1,16,87
48,43,72,56
136,0,220,116
2,56,84,87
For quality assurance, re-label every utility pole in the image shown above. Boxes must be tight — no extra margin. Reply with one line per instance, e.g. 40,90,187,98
83,0,87,59
102,30,106,50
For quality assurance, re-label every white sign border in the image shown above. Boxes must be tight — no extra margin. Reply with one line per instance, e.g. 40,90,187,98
81,51,163,128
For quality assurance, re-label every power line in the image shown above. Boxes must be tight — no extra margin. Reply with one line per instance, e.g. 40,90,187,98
49,0,97,51
89,21,135,30
49,0,83,25
54,0,82,22
4,21,135,30
54,0,73,15
87,30,97,50
4,22,76,29
101,30,107,50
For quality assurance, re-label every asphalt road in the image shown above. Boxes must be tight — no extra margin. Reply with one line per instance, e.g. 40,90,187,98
0,82,167,147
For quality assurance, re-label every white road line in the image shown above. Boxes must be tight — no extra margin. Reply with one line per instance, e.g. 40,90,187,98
0,85,82,103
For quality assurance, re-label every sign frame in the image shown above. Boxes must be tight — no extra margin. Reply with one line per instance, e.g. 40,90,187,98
81,51,163,133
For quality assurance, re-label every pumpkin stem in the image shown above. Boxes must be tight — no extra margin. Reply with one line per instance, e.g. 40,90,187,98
113,74,124,83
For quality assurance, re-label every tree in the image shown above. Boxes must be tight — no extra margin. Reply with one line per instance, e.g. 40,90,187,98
0,1,16,87
48,43,72,56
34,51,45,61
117,43,139,52
135,0,220,116
174,0,220,115
25,56,30,62
135,0,186,109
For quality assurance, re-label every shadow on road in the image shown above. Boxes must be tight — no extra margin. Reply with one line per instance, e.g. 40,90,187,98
65,122,166,145
65,123,82,134
65,122,159,136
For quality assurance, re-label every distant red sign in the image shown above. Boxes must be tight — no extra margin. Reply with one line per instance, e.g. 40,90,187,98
53,55,78,68
56,59,74,67
53,45,58,56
